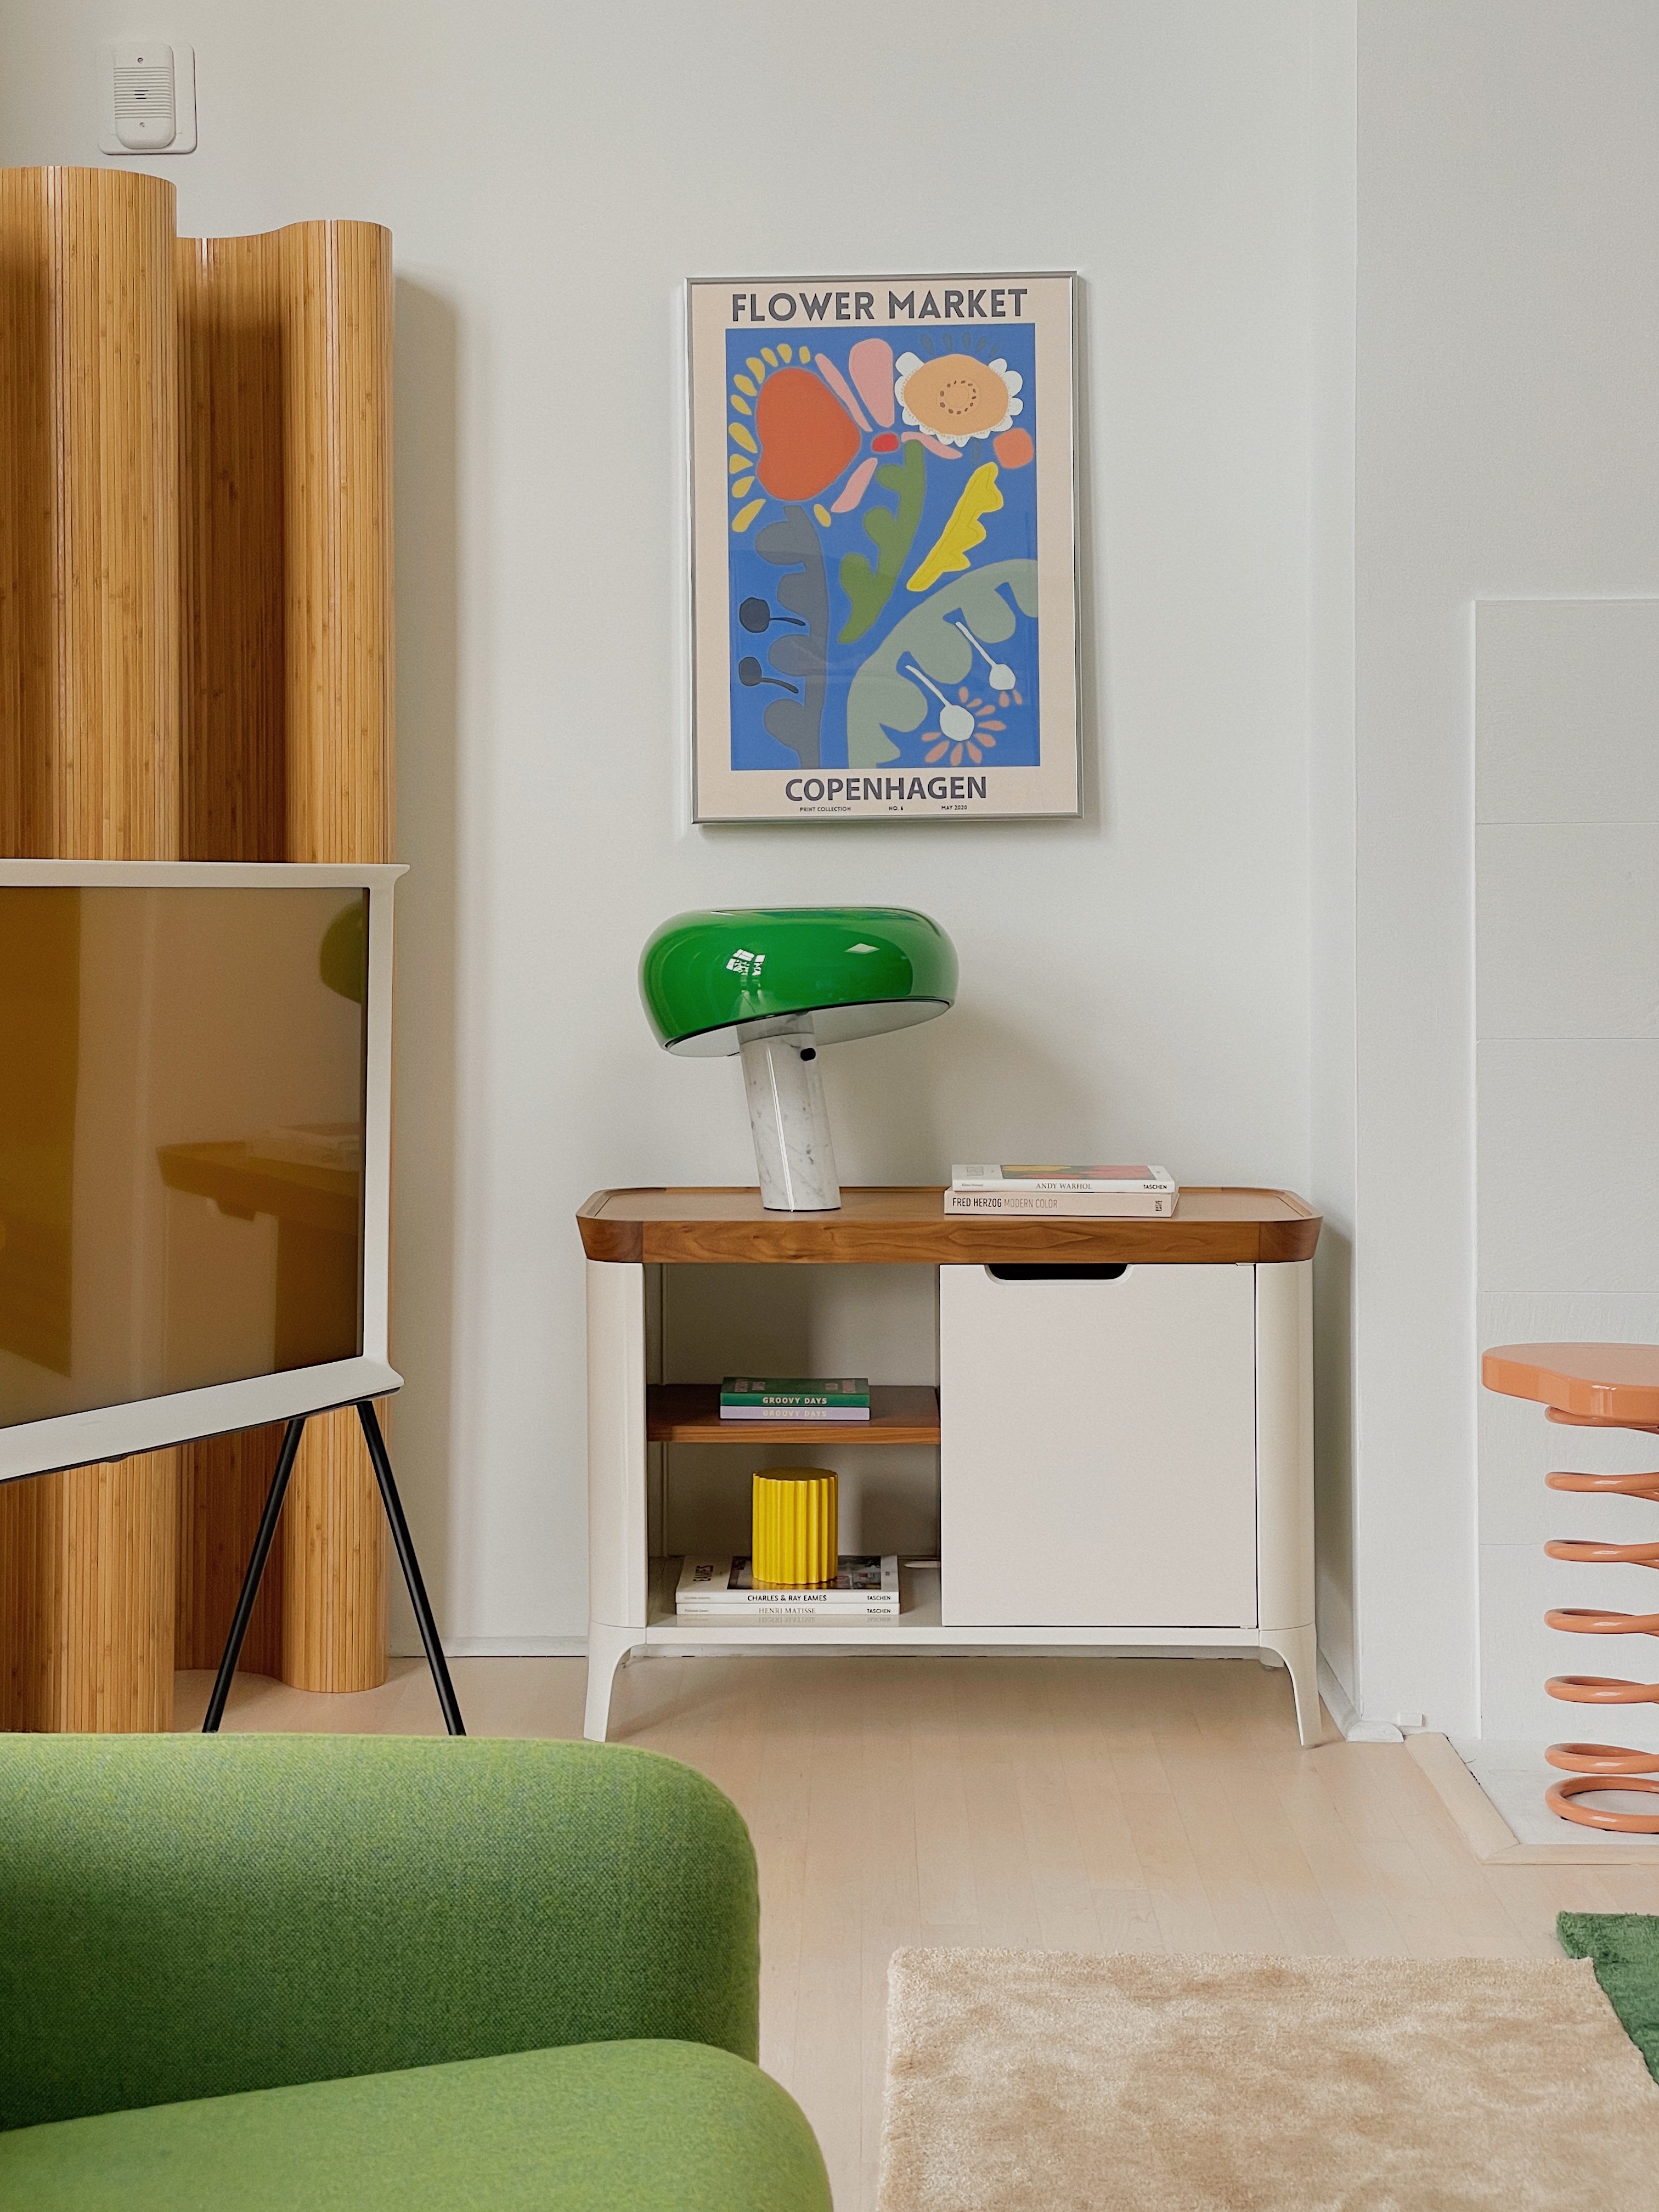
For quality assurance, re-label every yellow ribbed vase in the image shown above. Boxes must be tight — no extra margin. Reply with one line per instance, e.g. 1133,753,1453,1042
752,1469,838,1587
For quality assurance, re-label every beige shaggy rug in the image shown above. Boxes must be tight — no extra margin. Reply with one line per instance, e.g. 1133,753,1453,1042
876,1948,1659,2211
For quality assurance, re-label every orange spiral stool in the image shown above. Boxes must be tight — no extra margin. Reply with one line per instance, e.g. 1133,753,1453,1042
1483,1344,1659,1833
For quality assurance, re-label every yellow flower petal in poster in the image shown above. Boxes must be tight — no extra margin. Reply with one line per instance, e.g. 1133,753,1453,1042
907,464,1003,593
814,503,832,526
729,422,758,454
730,394,751,415
729,454,749,475
732,476,755,496
731,498,765,532
733,374,757,397
746,357,766,380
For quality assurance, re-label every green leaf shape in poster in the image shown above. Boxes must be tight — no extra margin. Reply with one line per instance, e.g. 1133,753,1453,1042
837,441,927,645
844,559,1038,768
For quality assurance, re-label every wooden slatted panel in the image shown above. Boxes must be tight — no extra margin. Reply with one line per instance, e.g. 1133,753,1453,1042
173,219,394,1691
176,231,287,863
275,221,393,1692
173,229,288,1675
279,223,394,863
0,187,397,1719
0,168,182,1733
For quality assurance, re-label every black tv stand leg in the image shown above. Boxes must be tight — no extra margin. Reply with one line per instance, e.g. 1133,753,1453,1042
202,1402,465,1738
355,1399,466,1737
202,1414,306,1734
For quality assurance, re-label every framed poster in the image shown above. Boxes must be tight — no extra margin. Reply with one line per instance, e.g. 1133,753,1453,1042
689,272,1079,823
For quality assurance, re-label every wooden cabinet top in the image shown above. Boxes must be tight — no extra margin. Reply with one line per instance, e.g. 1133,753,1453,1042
576,1186,1320,1265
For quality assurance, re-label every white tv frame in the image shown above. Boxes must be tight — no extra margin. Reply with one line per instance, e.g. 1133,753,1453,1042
0,860,406,1483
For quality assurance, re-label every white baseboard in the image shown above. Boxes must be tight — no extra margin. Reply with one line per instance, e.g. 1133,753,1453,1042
1316,1652,1403,1741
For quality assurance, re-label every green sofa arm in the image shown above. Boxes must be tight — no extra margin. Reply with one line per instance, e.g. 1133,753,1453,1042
1,1735,760,2133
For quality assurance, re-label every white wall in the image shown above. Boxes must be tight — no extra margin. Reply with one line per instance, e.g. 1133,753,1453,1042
1309,0,1358,1710
0,2,1321,1650
16,3,1654,1728
1353,2,1659,1733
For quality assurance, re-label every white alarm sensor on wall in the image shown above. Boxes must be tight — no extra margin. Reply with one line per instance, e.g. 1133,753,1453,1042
98,41,197,154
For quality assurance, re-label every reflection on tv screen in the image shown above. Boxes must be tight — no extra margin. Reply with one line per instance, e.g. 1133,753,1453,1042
0,887,368,1429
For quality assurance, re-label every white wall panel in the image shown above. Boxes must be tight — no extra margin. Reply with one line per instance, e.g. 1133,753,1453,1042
1478,1041,1659,1292
1476,599,1659,826
1476,825,1659,1042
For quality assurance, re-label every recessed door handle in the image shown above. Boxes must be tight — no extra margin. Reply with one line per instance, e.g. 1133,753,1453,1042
985,1263,1130,1283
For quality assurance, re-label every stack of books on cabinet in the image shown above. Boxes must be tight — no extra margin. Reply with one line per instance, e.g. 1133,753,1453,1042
944,1164,1179,1216
719,1376,870,1421
675,1555,901,1618
663,1373,922,1624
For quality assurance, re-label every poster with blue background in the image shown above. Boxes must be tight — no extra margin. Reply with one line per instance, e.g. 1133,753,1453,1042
690,274,1079,822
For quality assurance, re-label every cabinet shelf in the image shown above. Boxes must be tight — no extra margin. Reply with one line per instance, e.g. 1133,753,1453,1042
646,1383,940,1445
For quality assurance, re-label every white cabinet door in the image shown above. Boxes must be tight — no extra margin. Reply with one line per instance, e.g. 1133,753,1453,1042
939,1263,1257,1627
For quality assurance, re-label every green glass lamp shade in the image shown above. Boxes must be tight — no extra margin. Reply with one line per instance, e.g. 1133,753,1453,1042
639,906,957,1059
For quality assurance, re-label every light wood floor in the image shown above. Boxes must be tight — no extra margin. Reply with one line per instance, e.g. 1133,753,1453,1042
175,1654,1659,2212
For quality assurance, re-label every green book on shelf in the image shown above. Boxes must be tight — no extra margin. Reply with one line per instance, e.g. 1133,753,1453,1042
719,1376,871,1421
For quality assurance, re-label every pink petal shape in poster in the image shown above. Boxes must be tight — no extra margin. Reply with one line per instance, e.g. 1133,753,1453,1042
902,429,963,461
848,338,895,427
829,455,881,512
812,353,871,433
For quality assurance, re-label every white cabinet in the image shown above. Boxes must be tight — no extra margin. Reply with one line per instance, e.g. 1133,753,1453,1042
578,1187,1321,1747
939,1263,1258,1627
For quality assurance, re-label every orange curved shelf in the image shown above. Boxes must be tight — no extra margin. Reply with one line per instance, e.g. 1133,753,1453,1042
1482,1341,1659,1426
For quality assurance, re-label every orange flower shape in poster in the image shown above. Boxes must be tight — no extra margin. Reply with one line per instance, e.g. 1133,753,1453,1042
923,686,1009,768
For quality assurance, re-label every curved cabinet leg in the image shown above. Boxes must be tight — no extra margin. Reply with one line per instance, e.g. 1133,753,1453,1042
1259,1624,1325,1746
585,1260,647,1747
584,1621,639,1742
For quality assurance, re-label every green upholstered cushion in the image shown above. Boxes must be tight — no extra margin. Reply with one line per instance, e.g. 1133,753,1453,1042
1,1735,760,2132
0,2037,832,2212
1557,1911,1659,2080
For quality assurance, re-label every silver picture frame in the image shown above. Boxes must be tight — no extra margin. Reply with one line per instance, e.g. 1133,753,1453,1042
687,271,1081,823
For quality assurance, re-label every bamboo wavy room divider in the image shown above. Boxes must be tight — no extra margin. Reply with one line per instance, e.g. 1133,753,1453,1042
0,168,394,1729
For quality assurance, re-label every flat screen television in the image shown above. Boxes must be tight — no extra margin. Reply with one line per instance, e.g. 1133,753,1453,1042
0,860,403,1483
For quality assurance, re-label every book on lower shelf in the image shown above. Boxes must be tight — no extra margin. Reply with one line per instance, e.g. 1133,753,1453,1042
945,1165,1178,1217
719,1376,870,1421
675,1555,900,1615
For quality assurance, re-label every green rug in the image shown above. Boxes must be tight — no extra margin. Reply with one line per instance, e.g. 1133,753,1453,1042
1558,1914,1659,2081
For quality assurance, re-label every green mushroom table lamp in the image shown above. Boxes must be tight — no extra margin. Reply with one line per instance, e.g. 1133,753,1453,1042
639,906,957,1211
